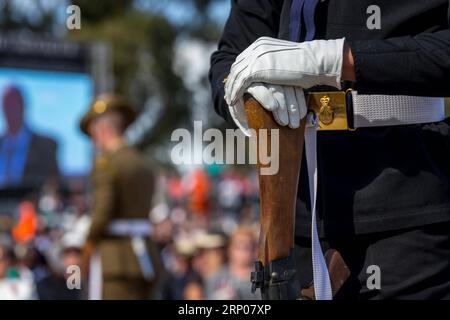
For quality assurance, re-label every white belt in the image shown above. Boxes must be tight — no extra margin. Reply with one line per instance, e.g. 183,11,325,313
107,219,152,237
352,92,445,128
306,93,446,300
88,219,155,300
307,90,445,131
107,219,155,281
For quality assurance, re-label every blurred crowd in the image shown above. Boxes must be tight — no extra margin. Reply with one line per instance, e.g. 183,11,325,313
0,165,261,300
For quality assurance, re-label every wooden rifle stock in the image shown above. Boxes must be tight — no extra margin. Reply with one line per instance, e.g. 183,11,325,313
244,95,305,300
244,96,305,266
245,95,350,300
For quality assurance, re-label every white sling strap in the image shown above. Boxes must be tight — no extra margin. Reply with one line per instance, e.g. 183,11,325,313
305,112,333,300
88,251,102,300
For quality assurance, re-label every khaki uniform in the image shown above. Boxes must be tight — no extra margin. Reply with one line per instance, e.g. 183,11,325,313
88,145,160,299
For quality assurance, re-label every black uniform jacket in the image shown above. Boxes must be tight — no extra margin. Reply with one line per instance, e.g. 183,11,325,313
209,0,450,238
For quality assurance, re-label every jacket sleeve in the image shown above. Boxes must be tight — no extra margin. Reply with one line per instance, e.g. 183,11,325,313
209,0,283,124
351,28,450,96
87,159,115,243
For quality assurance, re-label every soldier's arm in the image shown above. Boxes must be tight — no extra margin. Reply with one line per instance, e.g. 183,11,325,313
87,160,115,243
350,27,450,96
209,0,283,124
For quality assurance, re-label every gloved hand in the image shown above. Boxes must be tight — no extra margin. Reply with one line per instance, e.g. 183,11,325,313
225,36,345,107
230,82,307,137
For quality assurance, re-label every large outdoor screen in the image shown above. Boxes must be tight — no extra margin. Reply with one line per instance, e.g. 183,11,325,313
0,67,93,189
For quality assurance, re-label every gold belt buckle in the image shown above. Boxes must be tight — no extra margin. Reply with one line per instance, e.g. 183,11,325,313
306,90,350,131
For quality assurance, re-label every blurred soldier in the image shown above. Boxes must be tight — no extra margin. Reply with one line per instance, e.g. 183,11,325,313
80,94,160,300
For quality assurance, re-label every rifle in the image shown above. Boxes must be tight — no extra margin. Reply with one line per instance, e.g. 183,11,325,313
245,95,350,300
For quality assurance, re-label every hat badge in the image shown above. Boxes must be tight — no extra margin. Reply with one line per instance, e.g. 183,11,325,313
93,100,107,114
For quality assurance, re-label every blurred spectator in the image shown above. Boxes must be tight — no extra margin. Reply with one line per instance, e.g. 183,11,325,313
12,201,37,244
22,246,49,283
206,227,259,300
185,169,210,226
0,244,36,299
0,245,12,279
166,173,185,207
183,272,204,300
159,239,198,300
36,245,84,300
195,232,227,279
194,232,227,299
151,203,174,248
217,170,245,216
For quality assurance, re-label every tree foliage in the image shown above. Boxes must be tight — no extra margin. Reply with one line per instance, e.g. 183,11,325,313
0,0,57,34
71,0,134,23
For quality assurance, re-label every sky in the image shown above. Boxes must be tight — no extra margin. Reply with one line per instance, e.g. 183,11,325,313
135,0,231,27
7,0,231,29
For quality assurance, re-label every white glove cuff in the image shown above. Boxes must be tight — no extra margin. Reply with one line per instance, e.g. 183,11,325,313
228,100,253,137
323,37,345,90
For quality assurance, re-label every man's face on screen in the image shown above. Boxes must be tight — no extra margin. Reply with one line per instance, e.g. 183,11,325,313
2,87,24,134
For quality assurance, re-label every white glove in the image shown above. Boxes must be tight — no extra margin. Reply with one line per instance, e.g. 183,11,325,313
225,36,345,106
229,83,307,137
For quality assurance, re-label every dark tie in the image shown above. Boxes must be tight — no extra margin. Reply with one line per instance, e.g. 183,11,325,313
304,0,320,41
289,0,320,42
